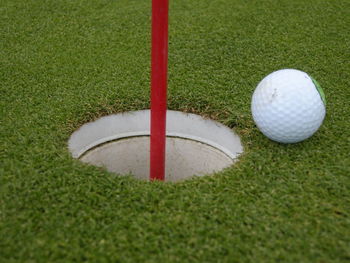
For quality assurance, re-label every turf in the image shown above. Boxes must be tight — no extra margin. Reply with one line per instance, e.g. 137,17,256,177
1,0,349,262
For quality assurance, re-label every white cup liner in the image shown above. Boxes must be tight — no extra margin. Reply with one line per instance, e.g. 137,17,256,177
68,110,243,182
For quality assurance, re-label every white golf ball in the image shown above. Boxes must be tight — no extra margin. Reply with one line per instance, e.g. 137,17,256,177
251,69,326,143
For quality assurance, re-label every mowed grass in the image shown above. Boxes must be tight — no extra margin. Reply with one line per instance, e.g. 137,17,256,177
1,0,349,262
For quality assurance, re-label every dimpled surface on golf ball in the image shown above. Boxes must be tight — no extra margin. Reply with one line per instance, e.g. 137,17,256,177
251,69,326,143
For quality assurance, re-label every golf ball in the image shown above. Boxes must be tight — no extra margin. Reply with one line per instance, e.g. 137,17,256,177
251,69,326,143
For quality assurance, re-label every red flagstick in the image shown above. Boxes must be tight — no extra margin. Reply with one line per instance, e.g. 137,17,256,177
150,0,169,180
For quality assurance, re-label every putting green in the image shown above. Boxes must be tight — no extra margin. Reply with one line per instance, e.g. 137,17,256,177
1,0,349,262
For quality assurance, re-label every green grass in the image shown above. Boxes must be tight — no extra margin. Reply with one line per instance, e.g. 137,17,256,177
1,0,349,262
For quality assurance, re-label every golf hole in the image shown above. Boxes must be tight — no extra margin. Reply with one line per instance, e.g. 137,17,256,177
68,110,243,182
